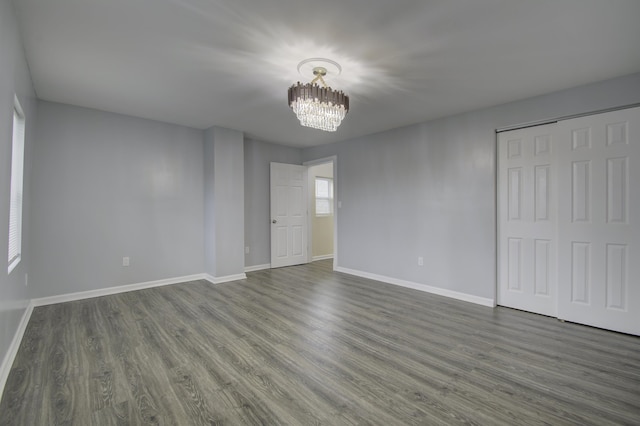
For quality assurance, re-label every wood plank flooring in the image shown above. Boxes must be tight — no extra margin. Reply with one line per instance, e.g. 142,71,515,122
1,259,639,425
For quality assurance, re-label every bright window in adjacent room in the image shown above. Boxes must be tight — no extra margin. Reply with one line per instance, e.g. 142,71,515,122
8,96,25,273
315,177,333,216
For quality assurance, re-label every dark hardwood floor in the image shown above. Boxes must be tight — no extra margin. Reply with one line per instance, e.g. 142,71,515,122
1,260,639,425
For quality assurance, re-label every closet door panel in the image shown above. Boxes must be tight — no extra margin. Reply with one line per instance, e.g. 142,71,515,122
557,107,640,335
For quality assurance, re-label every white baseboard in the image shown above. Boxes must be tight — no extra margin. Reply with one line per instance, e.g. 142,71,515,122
244,263,271,273
32,274,207,307
334,266,495,307
0,302,34,402
31,271,253,308
204,273,247,284
312,255,334,262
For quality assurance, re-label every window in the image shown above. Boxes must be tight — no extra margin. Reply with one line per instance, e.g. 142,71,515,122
8,96,25,273
315,177,333,216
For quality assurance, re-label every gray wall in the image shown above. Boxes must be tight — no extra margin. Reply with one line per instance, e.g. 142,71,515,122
30,102,205,298
0,0,37,382
204,126,245,278
303,72,640,301
244,138,302,267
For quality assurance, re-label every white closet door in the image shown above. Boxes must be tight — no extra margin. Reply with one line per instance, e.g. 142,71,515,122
498,124,558,317
557,107,640,335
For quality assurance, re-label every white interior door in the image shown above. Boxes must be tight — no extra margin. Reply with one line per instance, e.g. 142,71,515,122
498,124,558,317
270,162,308,268
557,107,640,335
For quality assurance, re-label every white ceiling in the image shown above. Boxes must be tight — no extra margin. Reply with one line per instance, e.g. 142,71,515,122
12,0,640,147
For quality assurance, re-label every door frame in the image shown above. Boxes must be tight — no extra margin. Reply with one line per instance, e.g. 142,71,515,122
304,156,338,270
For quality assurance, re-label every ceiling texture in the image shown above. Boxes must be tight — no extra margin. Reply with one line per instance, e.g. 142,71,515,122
12,0,640,147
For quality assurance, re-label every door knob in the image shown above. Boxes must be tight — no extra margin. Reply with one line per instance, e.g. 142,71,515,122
272,219,277,224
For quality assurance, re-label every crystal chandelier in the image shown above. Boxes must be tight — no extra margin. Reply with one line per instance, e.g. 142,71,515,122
288,59,349,132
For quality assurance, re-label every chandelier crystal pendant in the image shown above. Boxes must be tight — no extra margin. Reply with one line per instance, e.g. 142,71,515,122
288,59,349,132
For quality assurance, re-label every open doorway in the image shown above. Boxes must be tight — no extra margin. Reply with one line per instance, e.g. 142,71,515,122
305,157,337,269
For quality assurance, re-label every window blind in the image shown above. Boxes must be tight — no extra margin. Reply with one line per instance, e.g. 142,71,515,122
315,177,333,216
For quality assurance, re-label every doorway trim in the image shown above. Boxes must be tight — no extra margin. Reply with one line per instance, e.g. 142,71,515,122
304,156,338,270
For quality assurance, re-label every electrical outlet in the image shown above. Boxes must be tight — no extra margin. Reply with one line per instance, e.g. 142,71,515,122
122,257,130,267
245,246,250,254
418,256,424,266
